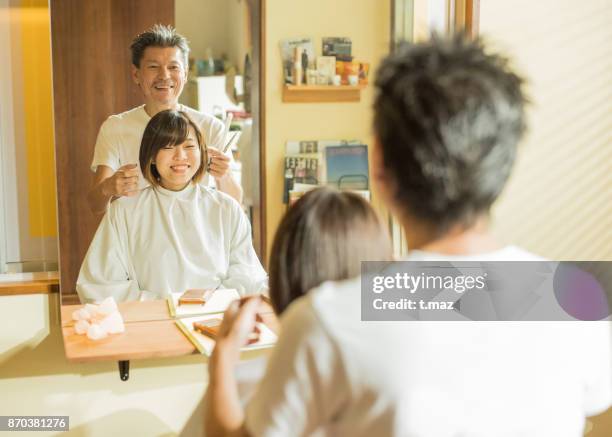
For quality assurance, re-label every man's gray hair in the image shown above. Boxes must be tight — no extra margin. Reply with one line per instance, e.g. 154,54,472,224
130,24,190,68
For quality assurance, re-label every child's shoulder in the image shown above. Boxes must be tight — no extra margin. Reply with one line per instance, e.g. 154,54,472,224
110,187,152,212
196,185,241,211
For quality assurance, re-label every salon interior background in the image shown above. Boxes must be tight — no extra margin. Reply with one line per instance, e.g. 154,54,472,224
1,0,611,435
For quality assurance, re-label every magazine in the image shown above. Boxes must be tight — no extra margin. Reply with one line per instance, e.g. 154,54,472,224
283,154,322,203
325,144,369,190
279,38,315,84
322,37,352,61
176,315,277,356
285,140,319,154
282,140,371,203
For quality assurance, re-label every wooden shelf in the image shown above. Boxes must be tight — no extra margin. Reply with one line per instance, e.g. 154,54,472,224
0,271,59,296
282,84,366,103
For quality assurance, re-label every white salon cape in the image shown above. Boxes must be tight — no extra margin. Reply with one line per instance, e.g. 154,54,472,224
76,183,267,303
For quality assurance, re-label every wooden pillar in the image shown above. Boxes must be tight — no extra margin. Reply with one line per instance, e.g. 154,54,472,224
50,0,174,303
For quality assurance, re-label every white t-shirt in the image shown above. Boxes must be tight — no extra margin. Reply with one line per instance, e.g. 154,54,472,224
76,183,266,302
245,246,611,437
91,104,226,189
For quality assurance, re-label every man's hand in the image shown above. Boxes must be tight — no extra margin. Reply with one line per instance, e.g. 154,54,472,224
207,147,231,180
207,148,243,202
102,163,139,198
88,164,139,215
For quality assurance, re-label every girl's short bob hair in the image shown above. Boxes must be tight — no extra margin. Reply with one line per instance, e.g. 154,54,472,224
269,186,393,315
139,110,207,187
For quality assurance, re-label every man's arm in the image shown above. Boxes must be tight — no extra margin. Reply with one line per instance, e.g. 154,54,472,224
87,164,139,215
217,172,243,204
208,148,243,203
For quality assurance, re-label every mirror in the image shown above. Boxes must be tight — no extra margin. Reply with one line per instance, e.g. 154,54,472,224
51,0,265,309
176,0,264,258
0,0,59,276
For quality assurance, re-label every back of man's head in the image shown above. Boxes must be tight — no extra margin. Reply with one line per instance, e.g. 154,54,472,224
373,35,527,231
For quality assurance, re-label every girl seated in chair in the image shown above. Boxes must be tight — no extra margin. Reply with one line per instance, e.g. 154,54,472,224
77,110,266,303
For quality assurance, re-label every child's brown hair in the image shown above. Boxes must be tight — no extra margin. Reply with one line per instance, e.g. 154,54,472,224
269,187,393,315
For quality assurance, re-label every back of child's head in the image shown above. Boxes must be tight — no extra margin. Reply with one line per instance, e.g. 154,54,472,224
139,109,207,187
269,187,392,315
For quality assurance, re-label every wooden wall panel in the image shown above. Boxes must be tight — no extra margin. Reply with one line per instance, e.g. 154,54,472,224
51,0,174,303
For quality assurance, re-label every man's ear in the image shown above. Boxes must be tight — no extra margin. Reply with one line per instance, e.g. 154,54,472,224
131,65,140,85
372,136,389,186
372,136,398,206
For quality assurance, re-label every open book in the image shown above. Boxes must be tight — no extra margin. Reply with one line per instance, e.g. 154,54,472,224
176,315,277,356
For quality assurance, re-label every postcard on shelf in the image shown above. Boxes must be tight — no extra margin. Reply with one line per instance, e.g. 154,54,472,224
336,61,359,85
358,62,370,85
316,56,336,85
167,288,241,318
322,37,352,61
176,314,277,356
325,144,369,190
280,38,315,83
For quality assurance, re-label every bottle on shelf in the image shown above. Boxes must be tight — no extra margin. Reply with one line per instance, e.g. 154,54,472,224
292,46,303,86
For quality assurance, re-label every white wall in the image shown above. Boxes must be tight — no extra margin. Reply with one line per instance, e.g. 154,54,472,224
482,0,612,260
264,0,391,254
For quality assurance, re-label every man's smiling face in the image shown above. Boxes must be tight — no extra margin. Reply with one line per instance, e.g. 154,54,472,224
132,46,187,109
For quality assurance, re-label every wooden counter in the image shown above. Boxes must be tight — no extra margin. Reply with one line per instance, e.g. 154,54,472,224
61,300,172,324
61,299,277,364
62,319,196,362
0,271,59,295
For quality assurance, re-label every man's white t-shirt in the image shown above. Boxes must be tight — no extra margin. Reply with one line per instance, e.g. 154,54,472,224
245,246,612,437
91,104,226,189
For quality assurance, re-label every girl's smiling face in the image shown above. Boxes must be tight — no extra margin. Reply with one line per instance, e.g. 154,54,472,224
154,126,201,191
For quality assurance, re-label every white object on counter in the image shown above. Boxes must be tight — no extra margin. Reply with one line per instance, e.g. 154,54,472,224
74,319,90,335
97,296,118,315
71,296,125,341
100,311,125,334
72,308,91,321
86,323,107,340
